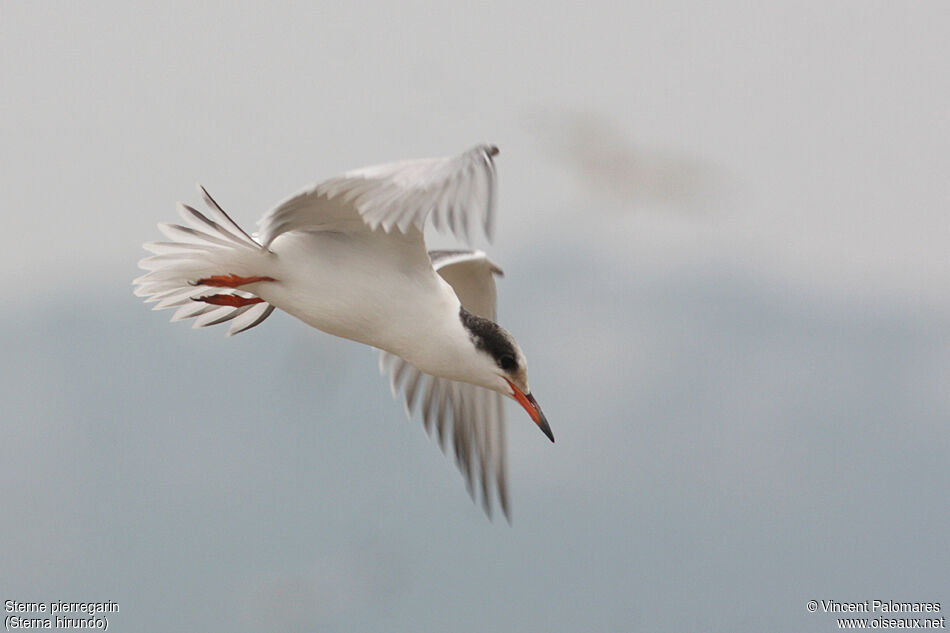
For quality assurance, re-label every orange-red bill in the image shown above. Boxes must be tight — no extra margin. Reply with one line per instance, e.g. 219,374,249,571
505,378,554,442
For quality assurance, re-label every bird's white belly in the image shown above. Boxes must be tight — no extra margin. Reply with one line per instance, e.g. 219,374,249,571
254,231,458,360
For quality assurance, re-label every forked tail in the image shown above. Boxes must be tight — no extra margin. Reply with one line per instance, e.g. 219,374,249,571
133,185,277,335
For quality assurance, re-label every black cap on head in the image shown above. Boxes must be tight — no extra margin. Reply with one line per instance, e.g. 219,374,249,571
459,307,519,373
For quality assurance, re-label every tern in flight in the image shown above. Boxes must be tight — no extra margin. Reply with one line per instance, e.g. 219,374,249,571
134,145,552,519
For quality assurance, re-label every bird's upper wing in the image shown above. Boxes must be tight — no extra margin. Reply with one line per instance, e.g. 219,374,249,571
257,144,498,248
427,249,504,319
379,250,509,519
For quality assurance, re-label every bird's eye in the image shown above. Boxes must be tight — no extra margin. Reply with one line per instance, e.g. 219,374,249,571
499,354,517,371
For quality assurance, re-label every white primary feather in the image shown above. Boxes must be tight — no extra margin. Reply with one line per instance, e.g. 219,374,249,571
379,250,509,519
257,144,497,248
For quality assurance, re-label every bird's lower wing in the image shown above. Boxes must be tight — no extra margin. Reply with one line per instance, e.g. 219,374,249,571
379,351,509,521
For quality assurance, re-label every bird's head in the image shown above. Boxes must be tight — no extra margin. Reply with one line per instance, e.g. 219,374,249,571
459,308,553,442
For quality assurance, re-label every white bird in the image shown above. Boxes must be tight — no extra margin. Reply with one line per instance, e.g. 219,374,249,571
133,144,552,520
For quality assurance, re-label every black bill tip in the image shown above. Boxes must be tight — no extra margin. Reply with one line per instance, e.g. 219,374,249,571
538,414,555,443
527,393,554,443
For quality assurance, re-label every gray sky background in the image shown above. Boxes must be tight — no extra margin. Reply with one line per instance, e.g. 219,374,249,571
2,3,948,632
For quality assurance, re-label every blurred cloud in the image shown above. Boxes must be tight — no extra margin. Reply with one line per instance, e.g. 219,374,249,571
4,251,949,632
523,107,721,209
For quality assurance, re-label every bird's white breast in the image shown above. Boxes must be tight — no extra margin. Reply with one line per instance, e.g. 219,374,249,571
255,230,475,378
